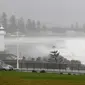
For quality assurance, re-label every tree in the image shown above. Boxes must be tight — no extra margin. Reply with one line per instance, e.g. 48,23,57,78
50,46,60,70
70,60,81,70
32,20,36,30
50,50,59,63
75,22,79,29
83,24,85,31
26,19,32,32
22,56,26,60
43,57,48,62
22,56,26,68
9,15,17,33
57,56,64,64
1,12,8,32
36,21,41,32
42,24,47,31
71,24,74,29
31,58,35,61
36,57,41,61
17,17,25,33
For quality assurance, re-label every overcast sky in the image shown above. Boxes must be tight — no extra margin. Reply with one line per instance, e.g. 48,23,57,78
1,0,85,27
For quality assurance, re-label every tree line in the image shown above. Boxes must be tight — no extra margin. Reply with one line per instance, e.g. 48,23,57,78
1,49,85,70
0,12,47,35
17,50,84,70
0,12,84,36
4,54,84,70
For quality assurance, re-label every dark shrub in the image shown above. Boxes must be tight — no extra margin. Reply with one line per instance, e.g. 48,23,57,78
32,70,37,73
68,73,71,75
73,73,76,75
60,72,63,74
40,70,46,73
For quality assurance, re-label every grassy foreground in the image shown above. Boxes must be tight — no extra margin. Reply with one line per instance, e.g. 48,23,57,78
0,71,85,85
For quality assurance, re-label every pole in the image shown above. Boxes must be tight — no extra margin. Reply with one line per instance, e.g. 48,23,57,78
16,31,19,69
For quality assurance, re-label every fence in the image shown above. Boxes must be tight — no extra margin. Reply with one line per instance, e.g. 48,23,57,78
3,60,84,71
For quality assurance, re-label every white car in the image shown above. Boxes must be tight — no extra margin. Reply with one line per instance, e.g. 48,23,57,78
0,60,14,71
2,64,14,71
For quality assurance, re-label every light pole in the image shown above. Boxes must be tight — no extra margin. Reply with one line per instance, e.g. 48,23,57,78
11,31,25,69
16,31,25,69
16,31,19,69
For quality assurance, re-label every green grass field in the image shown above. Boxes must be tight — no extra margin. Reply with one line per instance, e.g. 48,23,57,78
0,71,85,85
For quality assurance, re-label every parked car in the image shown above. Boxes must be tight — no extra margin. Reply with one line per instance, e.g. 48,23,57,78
0,64,14,71
2,64,14,71
0,60,14,71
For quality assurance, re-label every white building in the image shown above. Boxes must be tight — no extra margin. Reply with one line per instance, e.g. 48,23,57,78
0,26,6,52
